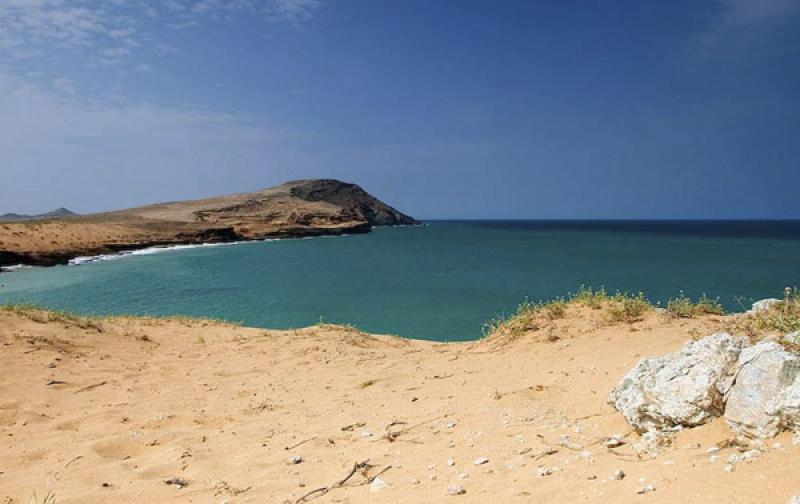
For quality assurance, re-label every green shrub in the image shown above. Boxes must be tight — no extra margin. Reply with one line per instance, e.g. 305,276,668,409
667,292,725,318
570,285,608,309
607,292,651,323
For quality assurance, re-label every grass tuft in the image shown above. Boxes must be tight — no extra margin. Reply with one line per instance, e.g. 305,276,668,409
606,292,652,323
750,287,800,336
666,292,725,318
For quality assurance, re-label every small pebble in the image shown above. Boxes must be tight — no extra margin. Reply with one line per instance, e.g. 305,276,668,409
613,469,625,480
447,459,455,467
370,477,389,493
446,484,466,496
636,483,656,494
724,464,735,473
605,435,624,448
538,467,552,477
288,455,303,465
473,457,489,466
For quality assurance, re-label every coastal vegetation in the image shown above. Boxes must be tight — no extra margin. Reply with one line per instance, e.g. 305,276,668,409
484,286,798,342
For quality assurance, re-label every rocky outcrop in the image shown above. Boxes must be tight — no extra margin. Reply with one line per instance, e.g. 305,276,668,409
608,333,747,433
725,342,800,438
611,333,800,440
287,179,418,226
748,298,781,314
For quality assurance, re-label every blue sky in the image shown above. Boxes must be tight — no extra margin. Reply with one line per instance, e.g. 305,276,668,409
1,0,799,218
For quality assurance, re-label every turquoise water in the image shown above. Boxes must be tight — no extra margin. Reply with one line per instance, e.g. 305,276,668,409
1,221,799,341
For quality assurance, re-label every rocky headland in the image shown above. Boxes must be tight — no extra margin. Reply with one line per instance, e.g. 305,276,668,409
0,179,418,268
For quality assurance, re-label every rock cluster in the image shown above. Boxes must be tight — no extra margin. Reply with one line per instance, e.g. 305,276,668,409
610,324,800,440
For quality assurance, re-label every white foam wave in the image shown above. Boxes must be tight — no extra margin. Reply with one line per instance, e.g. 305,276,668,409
0,264,33,272
67,240,264,266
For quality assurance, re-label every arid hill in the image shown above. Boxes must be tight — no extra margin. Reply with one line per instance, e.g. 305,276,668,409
0,179,418,267
0,207,77,222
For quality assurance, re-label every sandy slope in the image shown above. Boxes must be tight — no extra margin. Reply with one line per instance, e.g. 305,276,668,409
1,306,798,504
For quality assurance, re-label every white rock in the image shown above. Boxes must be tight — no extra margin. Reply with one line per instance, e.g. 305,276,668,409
788,493,800,504
538,467,552,477
370,478,389,493
445,484,466,496
779,369,800,431
724,464,735,473
725,341,799,438
609,333,747,433
447,459,455,467
636,483,656,494
749,298,780,314
473,457,489,466
605,435,625,448
612,469,625,480
288,455,303,465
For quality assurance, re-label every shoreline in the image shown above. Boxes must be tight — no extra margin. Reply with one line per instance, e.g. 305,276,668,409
0,223,375,270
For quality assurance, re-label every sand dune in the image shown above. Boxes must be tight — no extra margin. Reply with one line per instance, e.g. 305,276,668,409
1,303,798,503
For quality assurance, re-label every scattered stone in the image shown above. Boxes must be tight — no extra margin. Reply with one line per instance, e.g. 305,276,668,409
164,477,189,489
360,431,373,438
725,341,799,438
446,422,457,429
370,477,389,493
447,459,455,467
288,455,303,465
560,435,583,450
538,467,552,477
613,469,625,480
446,484,466,496
609,333,747,433
605,435,625,448
724,464,735,473
458,473,468,479
473,457,489,466
636,483,656,494
788,493,800,504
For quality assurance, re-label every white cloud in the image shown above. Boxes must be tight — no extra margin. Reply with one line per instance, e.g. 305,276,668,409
268,0,322,23
51,76,75,94
0,0,325,66
715,0,800,28
694,0,800,53
0,72,309,213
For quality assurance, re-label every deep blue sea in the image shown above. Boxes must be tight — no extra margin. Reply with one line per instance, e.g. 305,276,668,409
1,221,799,341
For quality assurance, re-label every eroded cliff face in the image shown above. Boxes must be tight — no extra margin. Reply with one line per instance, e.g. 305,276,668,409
0,179,417,267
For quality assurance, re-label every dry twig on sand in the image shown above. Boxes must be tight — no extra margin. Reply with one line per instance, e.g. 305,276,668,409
294,459,391,503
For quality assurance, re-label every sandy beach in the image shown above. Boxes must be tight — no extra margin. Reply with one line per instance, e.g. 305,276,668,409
2,302,798,503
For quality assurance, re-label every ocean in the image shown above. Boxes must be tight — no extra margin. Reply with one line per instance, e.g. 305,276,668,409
1,220,799,341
